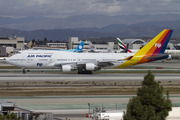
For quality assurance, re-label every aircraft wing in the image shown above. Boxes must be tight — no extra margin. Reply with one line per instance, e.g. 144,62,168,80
97,61,114,67
97,59,125,67
54,62,77,66
53,60,122,69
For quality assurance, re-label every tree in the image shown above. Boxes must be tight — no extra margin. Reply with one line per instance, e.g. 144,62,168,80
0,114,5,120
17,116,21,120
123,70,172,120
6,114,11,120
43,37,48,45
10,113,17,120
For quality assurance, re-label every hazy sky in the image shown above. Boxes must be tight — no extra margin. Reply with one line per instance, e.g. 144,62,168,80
0,0,180,18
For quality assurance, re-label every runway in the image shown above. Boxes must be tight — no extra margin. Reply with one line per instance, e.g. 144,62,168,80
0,72,180,82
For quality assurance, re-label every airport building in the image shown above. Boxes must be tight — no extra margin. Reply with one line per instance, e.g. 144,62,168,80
0,100,53,120
122,39,146,49
91,107,180,120
1,36,179,51
34,37,144,51
43,37,180,51
0,37,24,49
68,37,119,50
46,43,67,49
0,47,14,57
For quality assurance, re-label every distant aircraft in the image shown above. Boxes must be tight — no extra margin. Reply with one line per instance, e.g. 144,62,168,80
165,43,180,59
25,39,36,49
88,41,119,53
6,29,173,74
169,43,176,50
116,38,141,53
14,39,36,53
57,41,85,53
32,41,85,53
117,38,180,60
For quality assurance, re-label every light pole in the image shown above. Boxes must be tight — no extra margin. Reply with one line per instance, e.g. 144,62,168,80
88,103,90,114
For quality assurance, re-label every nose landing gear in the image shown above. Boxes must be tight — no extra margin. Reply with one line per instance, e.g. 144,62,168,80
22,68,26,74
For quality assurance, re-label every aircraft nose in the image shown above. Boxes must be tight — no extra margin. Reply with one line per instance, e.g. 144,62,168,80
6,57,10,64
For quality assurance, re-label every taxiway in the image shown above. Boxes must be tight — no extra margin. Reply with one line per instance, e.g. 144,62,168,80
0,72,179,82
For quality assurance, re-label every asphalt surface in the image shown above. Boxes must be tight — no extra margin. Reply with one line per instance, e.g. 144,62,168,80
1,60,180,119
0,72,179,82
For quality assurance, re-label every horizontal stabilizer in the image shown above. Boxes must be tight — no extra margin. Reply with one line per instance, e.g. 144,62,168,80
146,54,169,60
124,56,133,60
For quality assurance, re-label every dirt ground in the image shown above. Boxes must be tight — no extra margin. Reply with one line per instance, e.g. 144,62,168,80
0,81,179,96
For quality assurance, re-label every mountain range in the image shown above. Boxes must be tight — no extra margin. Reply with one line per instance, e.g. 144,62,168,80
0,14,180,41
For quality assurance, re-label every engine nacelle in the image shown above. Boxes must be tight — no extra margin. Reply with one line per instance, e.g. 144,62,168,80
62,65,72,72
86,63,97,71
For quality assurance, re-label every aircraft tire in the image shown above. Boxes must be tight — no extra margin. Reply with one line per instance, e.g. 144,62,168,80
78,71,83,74
87,71,92,74
22,71,26,74
85,70,92,74
78,70,92,74
78,68,83,74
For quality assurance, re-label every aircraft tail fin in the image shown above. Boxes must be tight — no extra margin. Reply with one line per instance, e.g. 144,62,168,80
115,29,174,68
75,41,85,52
124,43,129,53
168,43,176,50
25,39,36,49
117,38,132,53
134,29,173,63
88,41,96,50
107,47,112,52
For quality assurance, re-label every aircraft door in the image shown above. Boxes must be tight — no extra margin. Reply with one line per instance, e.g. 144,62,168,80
49,58,52,63
77,57,81,62
27,58,30,63
102,57,105,61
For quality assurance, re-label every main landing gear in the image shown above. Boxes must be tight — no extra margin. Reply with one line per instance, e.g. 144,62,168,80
78,69,92,74
22,68,26,74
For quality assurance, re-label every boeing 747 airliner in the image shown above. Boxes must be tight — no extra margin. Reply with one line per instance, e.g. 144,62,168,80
6,29,173,74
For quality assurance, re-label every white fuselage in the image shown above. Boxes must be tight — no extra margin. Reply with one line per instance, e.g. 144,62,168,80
165,50,180,54
6,50,134,69
127,49,180,55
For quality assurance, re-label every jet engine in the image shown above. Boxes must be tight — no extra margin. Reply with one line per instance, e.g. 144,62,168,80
86,63,97,71
62,65,72,72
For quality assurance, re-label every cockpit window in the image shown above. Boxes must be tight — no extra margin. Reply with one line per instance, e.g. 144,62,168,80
15,52,21,54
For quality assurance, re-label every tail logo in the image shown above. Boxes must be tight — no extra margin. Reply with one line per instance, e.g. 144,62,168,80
91,46,95,49
155,43,162,48
79,45,82,49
